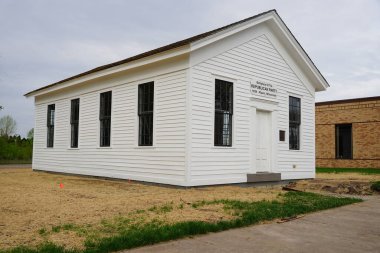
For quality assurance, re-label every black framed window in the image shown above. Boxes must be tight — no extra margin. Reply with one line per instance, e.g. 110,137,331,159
99,91,112,147
70,98,80,148
336,124,352,159
47,104,55,147
138,82,154,146
289,96,301,150
214,79,233,146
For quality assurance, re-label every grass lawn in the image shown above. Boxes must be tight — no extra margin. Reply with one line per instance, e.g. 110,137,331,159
0,168,361,253
0,160,32,164
317,167,380,174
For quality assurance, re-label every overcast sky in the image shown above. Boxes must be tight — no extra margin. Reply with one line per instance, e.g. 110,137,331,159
0,0,379,136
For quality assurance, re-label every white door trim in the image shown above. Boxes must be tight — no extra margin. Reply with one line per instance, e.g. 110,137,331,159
249,97,278,174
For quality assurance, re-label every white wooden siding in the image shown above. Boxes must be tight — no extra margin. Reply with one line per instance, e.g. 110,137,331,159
33,61,188,186
189,27,316,185
32,22,319,186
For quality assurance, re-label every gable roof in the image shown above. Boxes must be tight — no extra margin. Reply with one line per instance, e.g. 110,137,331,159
25,9,329,97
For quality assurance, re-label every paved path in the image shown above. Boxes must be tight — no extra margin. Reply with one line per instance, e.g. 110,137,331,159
125,196,380,253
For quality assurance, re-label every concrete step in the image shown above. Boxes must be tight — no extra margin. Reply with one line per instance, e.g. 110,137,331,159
247,172,281,183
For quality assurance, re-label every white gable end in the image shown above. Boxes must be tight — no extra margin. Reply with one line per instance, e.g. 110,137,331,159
187,24,317,185
28,10,326,186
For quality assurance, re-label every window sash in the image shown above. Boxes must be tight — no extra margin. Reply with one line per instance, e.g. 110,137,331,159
100,118,111,147
215,79,233,113
138,82,154,115
47,104,55,127
138,114,153,146
289,123,300,150
71,124,79,148
47,126,54,147
100,91,112,120
138,82,154,146
214,79,233,147
214,111,232,146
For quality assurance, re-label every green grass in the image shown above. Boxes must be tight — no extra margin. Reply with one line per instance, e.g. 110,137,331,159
370,181,380,192
2,192,361,253
316,167,380,174
0,160,32,165
147,203,173,214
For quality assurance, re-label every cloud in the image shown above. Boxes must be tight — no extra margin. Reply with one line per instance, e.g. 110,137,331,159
0,0,379,136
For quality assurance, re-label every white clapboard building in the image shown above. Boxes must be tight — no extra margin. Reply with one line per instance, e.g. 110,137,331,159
25,10,329,186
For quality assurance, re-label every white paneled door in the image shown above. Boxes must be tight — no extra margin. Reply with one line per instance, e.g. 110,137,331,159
256,110,272,172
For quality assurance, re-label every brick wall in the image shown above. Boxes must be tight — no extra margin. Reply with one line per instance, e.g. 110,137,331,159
315,97,380,168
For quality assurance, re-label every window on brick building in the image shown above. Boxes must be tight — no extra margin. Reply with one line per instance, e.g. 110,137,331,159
335,124,352,159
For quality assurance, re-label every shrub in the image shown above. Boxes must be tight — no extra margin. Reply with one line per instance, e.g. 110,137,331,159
370,181,380,192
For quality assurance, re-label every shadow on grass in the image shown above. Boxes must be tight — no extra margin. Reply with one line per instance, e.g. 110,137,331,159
3,192,361,253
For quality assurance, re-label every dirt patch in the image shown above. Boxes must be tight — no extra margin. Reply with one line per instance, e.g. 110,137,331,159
0,168,281,250
285,173,380,195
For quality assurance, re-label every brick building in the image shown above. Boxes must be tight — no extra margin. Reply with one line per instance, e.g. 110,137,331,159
315,96,380,168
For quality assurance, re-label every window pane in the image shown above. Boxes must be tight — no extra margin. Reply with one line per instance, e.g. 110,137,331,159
289,124,299,150
71,124,79,148
139,114,153,146
100,118,111,147
215,79,233,113
336,124,352,159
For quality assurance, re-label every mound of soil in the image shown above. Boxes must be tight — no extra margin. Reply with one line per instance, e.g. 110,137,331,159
285,179,373,195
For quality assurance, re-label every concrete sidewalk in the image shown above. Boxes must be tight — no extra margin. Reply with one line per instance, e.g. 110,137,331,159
125,196,380,253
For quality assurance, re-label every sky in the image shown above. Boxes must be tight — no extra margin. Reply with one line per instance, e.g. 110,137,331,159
0,0,379,137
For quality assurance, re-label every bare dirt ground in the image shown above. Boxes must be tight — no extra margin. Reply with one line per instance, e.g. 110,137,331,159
0,168,281,250
1,168,378,251
287,173,380,195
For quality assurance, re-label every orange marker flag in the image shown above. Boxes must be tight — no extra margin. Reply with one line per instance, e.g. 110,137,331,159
59,183,64,189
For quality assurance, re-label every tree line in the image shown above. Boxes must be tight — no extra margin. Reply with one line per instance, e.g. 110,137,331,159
0,115,33,164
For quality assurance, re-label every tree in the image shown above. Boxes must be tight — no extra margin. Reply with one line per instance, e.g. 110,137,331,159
0,115,17,137
27,128,34,140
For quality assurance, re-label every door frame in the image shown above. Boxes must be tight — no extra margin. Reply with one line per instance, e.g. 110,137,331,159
249,97,278,174
256,110,272,172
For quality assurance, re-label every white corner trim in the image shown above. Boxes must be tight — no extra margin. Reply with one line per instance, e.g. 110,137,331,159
184,67,192,185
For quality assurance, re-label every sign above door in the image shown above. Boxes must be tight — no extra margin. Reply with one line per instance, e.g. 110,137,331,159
250,78,277,100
